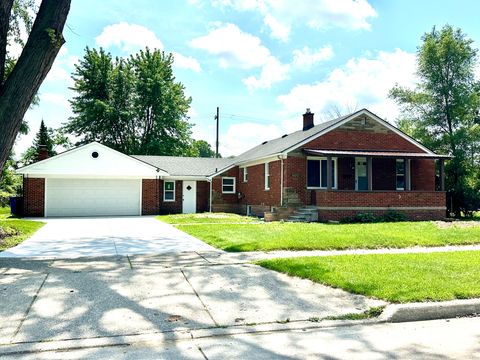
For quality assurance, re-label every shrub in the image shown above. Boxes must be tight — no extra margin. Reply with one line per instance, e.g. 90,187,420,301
341,210,407,224
379,210,407,222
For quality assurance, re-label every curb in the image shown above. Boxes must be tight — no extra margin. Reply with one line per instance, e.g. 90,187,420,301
380,299,480,323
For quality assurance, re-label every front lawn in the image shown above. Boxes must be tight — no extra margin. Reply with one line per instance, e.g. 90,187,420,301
0,207,44,251
157,212,259,225
175,221,480,252
258,251,480,303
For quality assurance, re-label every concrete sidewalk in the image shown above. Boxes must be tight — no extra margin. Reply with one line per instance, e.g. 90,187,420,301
0,253,383,350
195,244,480,264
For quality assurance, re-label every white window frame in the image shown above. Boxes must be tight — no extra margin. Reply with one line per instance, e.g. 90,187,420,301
306,156,338,190
243,167,248,182
264,162,270,190
163,181,175,202
222,177,236,194
396,159,405,191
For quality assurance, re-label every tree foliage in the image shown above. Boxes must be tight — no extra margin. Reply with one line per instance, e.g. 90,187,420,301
390,25,480,216
65,47,195,156
191,140,217,158
21,120,71,165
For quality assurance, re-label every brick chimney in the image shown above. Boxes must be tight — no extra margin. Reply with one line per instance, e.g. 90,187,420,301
303,108,314,131
37,145,49,161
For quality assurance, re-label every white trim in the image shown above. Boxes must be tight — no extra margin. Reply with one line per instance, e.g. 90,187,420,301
222,177,236,194
396,159,405,191
306,156,337,190
163,180,175,202
44,177,48,217
237,155,281,168
264,162,270,190
138,179,142,216
242,167,248,182
284,109,435,155
16,142,167,175
355,157,367,191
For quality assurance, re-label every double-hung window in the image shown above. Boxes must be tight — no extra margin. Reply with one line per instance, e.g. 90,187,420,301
264,162,270,190
307,157,337,189
222,177,236,194
164,181,175,201
396,159,405,190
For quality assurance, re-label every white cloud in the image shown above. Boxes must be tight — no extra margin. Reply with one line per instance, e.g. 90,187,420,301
191,23,289,89
96,22,201,71
277,49,417,121
190,23,270,69
221,122,282,156
96,22,163,52
172,52,202,72
263,14,290,42
292,46,333,68
196,0,377,41
242,56,290,90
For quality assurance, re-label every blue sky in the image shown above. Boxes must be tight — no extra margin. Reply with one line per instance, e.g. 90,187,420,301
16,0,480,157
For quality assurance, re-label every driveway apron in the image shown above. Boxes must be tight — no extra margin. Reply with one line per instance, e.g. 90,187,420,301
0,217,216,258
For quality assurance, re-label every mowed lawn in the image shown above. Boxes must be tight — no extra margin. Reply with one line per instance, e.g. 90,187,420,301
0,207,44,251
258,251,480,302
157,213,259,224
169,219,480,252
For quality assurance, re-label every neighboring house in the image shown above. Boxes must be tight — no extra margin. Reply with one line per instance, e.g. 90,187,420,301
17,109,449,220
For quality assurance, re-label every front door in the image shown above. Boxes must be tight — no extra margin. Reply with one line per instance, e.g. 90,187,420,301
355,157,368,191
182,181,197,214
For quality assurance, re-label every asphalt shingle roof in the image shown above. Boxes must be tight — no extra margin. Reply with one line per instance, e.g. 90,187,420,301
132,112,355,177
131,155,233,177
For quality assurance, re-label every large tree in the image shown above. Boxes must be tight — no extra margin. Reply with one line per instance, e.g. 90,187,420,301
390,25,480,216
191,140,217,158
65,47,194,156
0,0,71,175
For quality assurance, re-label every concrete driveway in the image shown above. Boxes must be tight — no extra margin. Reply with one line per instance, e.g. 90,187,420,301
0,217,215,258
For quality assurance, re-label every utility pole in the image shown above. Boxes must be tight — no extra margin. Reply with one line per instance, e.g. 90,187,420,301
215,106,219,158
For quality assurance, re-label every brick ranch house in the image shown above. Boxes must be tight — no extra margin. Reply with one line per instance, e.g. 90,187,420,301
17,109,449,221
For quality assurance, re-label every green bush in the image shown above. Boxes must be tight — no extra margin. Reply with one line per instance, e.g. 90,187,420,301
341,210,407,224
379,210,407,222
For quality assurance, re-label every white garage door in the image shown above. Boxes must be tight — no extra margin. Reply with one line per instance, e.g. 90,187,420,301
46,178,141,217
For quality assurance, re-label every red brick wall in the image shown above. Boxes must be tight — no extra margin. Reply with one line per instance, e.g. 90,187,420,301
23,177,44,217
316,190,446,208
302,129,425,152
318,209,446,221
142,179,159,215
237,161,282,207
411,159,435,191
159,179,183,214
196,181,210,213
284,156,308,204
212,167,239,205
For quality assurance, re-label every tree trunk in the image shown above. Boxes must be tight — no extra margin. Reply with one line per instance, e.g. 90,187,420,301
0,0,71,174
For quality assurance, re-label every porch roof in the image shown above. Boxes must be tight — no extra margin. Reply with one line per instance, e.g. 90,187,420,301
304,149,452,159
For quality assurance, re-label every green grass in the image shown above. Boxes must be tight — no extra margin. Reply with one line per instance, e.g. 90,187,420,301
258,251,480,303
157,212,259,225
0,207,44,251
174,221,480,252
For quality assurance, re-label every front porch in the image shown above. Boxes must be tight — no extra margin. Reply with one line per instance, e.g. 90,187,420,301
304,149,450,221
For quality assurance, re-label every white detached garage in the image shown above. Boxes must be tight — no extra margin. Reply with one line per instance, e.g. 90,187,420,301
17,142,166,217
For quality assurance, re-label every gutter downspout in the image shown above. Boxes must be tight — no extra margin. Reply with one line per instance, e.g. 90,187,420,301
208,178,213,212
278,154,287,207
